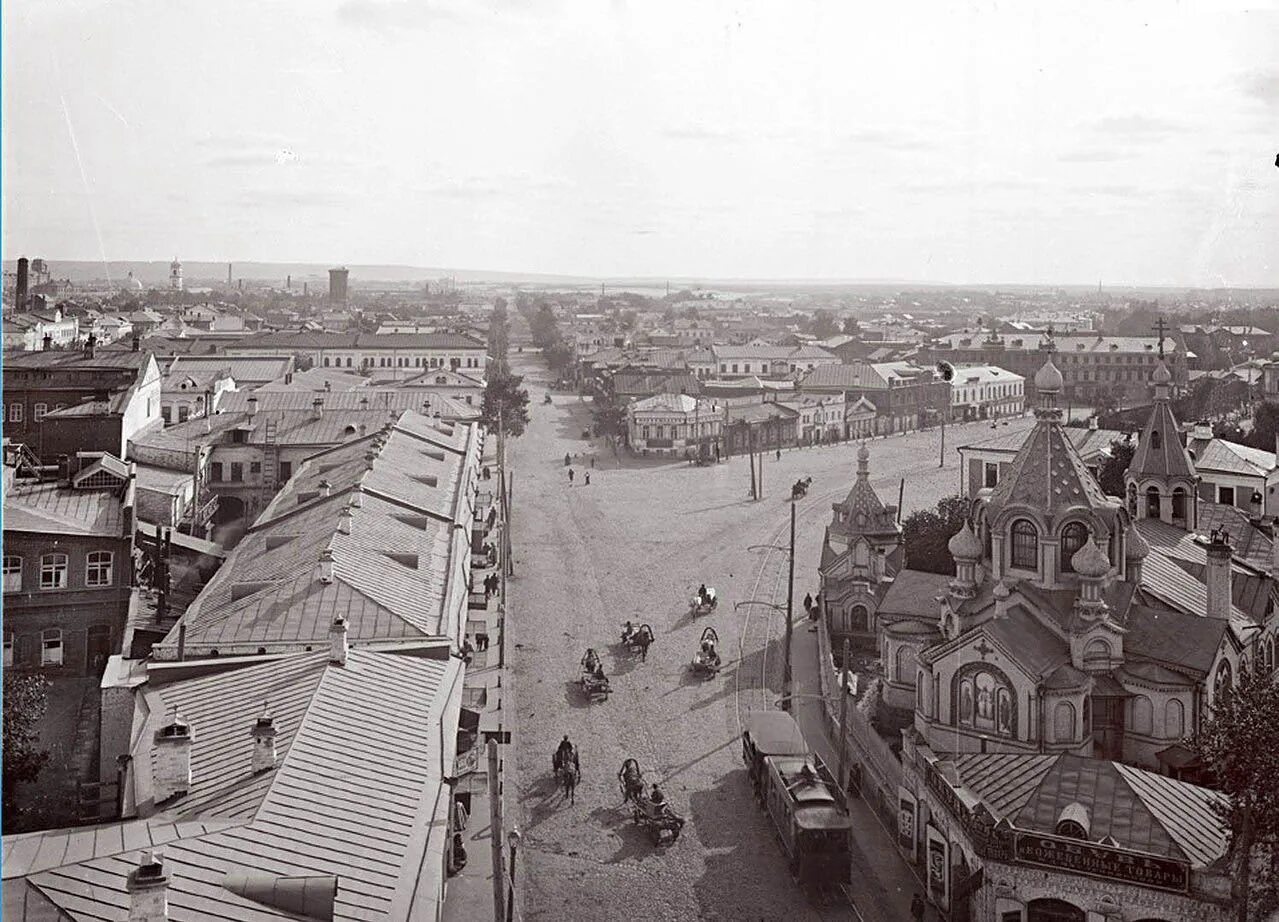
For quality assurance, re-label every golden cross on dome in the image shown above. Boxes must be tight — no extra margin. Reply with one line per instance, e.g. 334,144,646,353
1152,317,1168,359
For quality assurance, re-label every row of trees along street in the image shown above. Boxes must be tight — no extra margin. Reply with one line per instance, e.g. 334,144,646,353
480,297,530,438
902,493,1279,920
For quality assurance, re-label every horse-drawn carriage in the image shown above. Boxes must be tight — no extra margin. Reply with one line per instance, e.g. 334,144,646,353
632,790,685,845
690,627,722,677
791,477,813,500
621,623,655,661
580,648,610,700
690,587,718,617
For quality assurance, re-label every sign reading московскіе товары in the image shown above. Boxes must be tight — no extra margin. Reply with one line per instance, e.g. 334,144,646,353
1013,832,1191,893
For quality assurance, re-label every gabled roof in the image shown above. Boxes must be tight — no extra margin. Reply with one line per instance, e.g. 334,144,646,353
3,481,125,537
3,649,461,922
1186,437,1276,477
152,413,477,657
830,446,900,541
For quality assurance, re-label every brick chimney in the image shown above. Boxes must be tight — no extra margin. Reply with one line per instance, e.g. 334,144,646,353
246,396,258,418
152,716,192,803
1206,528,1233,621
127,850,169,922
318,479,331,498
312,398,323,421
329,615,348,666
132,331,141,352
249,706,277,775
319,547,335,584
337,503,353,535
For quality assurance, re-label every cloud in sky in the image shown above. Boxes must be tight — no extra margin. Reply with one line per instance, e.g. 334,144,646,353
4,0,1277,286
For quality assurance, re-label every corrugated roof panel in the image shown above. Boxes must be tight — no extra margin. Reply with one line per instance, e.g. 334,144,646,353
1114,762,1228,868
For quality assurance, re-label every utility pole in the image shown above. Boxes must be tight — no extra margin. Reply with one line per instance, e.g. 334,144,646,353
784,501,795,703
487,740,506,922
838,637,850,795
748,427,757,500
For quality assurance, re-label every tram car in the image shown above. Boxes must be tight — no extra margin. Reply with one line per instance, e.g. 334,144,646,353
742,711,809,797
742,712,852,892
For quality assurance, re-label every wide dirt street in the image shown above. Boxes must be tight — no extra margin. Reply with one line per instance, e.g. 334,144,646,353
504,352,1035,922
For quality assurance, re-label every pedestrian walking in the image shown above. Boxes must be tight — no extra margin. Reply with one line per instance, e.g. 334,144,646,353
568,467,575,484
910,893,926,921
564,452,571,466
476,631,490,652
803,592,813,613
585,472,591,485
776,449,781,461
461,635,475,666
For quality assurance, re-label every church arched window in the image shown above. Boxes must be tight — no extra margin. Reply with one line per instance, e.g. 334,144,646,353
1146,486,1160,518
1172,487,1187,523
1214,660,1234,703
1010,519,1038,570
1150,429,1162,450
1059,523,1089,573
1053,701,1075,743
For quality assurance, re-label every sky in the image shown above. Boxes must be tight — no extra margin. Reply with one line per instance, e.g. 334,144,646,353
3,0,1278,286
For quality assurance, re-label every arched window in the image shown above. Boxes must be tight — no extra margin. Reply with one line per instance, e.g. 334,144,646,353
1239,655,1250,681
1053,701,1075,743
1060,523,1089,573
1164,699,1185,738
1214,660,1233,702
1146,486,1161,518
1084,638,1112,670
1172,487,1187,522
895,644,918,683
1010,519,1038,569
1150,429,1162,450
849,604,869,632
916,671,927,712
1130,695,1153,736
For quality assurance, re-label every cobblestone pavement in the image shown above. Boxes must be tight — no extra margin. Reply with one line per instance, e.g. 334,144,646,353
505,354,1036,921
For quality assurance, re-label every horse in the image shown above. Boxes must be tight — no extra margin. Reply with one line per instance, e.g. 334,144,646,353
618,759,645,805
557,757,580,804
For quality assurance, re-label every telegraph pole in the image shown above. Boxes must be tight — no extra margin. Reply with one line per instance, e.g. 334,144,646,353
487,740,506,922
784,501,795,702
838,637,850,795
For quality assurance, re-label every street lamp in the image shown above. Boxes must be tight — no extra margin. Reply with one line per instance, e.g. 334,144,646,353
505,825,522,922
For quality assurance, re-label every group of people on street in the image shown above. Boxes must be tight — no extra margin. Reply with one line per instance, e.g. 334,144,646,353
482,572,499,598
567,467,591,486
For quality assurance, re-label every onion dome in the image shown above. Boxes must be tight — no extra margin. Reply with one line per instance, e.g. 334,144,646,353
993,580,1011,601
1071,540,1111,578
947,522,982,561
1125,526,1150,561
1034,357,1063,394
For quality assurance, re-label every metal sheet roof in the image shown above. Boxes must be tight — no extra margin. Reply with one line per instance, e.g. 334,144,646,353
5,649,462,921
3,482,125,536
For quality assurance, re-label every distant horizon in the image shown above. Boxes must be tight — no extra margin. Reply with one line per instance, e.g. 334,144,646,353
7,257,1279,295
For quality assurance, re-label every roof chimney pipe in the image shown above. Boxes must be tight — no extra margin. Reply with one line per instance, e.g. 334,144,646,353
249,706,278,775
312,398,323,421
246,396,258,418
127,850,170,922
1206,528,1233,621
319,548,335,584
152,715,192,803
329,615,348,666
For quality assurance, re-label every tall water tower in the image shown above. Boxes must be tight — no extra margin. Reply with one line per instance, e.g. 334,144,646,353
328,267,349,303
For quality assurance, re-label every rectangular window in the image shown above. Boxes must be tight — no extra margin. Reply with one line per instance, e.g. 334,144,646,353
211,462,224,482
40,553,68,590
3,556,22,592
41,629,63,666
230,462,244,482
1219,486,1235,506
33,403,48,421
278,460,293,480
3,634,12,667
9,403,24,422
984,462,999,488
86,551,113,587
178,405,190,422
162,405,172,424
250,461,261,474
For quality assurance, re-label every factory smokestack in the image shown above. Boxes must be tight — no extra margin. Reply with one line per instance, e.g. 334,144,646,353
16,257,29,310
